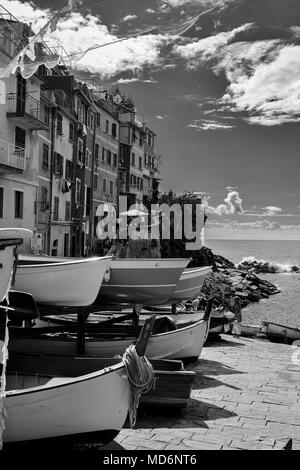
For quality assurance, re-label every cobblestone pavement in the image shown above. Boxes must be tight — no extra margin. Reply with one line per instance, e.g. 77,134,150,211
111,335,300,450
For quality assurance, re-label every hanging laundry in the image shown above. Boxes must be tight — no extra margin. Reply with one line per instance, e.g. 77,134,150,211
0,0,76,79
25,38,37,62
19,57,60,80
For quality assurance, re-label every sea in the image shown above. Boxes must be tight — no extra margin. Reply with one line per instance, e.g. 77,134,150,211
204,239,300,328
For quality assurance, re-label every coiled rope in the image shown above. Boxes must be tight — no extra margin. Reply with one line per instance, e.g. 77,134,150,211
122,345,155,427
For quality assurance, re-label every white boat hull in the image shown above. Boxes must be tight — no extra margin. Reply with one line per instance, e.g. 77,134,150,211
14,256,111,307
170,266,212,301
9,319,209,361
4,363,130,443
262,321,300,343
98,258,190,306
241,324,261,337
0,245,16,302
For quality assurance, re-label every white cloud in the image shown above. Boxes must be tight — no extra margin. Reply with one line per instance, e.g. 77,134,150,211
187,119,234,130
204,190,244,215
162,0,193,6
121,15,138,22
162,0,224,6
1,0,167,78
281,224,300,230
115,78,157,84
0,0,48,24
174,20,300,126
224,44,300,126
174,23,254,67
176,94,202,102
290,26,300,38
146,9,156,14
262,206,282,216
156,115,164,119
207,219,282,231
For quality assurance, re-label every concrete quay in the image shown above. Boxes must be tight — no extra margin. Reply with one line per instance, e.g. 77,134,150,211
112,336,300,451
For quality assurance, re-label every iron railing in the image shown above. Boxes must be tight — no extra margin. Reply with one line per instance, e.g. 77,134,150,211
0,138,26,170
7,93,48,125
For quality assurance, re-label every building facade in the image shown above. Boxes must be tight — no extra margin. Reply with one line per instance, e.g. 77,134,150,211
91,94,120,253
0,12,162,257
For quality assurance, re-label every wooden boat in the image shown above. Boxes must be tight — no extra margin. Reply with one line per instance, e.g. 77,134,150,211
152,308,233,337
3,358,131,445
97,258,190,306
0,228,32,302
14,255,112,307
144,304,234,334
141,359,195,408
206,309,234,337
36,311,206,328
6,354,195,410
19,255,190,307
3,317,157,447
170,266,212,301
9,315,210,362
261,321,300,344
241,324,262,337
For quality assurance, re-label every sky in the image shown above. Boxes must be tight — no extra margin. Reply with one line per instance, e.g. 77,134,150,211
2,0,300,240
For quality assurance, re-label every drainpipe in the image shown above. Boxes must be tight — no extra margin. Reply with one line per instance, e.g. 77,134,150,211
89,113,96,255
47,106,56,255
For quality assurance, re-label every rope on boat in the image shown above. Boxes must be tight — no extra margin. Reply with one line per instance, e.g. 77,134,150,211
0,247,19,449
122,345,155,427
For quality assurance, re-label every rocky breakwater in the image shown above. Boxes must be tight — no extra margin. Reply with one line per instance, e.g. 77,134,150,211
197,248,280,309
237,256,299,274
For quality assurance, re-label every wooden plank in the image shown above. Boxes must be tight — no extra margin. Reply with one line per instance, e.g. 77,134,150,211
0,239,23,249
135,315,156,356
202,295,214,321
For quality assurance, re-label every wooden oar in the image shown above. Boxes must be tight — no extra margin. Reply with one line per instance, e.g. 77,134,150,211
135,315,156,356
202,296,214,322
0,304,38,318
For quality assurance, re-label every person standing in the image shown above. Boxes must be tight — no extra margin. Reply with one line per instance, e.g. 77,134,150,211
232,296,242,337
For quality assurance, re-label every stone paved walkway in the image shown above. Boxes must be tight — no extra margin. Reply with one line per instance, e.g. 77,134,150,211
112,336,300,450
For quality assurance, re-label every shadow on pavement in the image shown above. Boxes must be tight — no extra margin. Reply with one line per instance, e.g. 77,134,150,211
204,335,245,348
191,358,244,376
131,397,237,430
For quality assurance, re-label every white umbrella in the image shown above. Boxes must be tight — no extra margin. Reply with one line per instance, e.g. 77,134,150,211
119,208,148,217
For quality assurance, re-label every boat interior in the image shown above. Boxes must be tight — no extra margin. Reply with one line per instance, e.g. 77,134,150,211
9,315,192,340
5,354,187,392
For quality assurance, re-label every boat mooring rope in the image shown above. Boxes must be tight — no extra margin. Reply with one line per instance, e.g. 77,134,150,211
122,345,155,427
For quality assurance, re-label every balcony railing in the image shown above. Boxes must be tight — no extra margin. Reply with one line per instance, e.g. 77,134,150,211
6,93,49,130
0,139,26,172
143,188,153,199
119,112,144,129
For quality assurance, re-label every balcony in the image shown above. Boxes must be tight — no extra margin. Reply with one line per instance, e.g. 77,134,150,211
0,139,26,173
143,188,153,200
7,93,50,131
119,112,144,129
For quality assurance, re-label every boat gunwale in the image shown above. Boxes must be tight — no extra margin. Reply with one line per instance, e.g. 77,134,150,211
12,318,208,343
17,255,112,269
262,321,300,332
5,360,126,397
180,266,212,276
111,258,190,262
